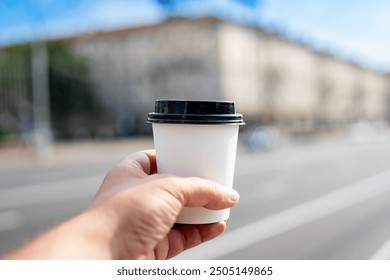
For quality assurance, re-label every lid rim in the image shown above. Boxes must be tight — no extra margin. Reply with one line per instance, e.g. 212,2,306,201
148,99,244,125
147,119,245,125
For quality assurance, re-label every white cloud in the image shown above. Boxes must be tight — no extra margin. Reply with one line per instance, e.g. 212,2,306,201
260,1,390,71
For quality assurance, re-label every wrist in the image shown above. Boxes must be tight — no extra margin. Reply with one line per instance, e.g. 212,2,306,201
4,209,117,260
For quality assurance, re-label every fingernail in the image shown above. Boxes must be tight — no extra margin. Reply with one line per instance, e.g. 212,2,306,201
228,188,240,202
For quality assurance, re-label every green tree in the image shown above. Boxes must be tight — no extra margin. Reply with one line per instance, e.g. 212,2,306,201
0,42,106,140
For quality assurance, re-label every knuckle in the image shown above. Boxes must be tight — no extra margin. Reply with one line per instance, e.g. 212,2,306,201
158,173,176,179
186,176,206,186
106,164,125,177
209,181,223,197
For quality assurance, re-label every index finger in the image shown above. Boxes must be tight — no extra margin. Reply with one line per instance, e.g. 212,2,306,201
142,149,158,175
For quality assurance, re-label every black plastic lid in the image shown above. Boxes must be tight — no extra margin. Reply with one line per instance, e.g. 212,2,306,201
148,99,245,125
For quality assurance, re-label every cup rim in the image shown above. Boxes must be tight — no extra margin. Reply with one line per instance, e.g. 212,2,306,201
148,99,245,125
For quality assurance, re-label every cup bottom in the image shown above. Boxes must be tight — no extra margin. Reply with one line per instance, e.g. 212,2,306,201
175,207,230,224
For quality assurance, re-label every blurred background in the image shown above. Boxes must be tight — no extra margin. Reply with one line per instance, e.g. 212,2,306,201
1,0,390,259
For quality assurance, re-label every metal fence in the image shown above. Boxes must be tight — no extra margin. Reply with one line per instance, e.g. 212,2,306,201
0,43,110,143
0,46,32,141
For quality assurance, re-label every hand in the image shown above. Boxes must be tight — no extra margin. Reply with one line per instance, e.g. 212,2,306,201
90,150,240,259
4,150,239,260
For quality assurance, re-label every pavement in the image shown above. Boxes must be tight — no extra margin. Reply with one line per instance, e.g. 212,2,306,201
0,137,155,168
2,133,390,259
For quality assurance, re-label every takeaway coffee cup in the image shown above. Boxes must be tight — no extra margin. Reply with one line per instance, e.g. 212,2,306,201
148,99,244,224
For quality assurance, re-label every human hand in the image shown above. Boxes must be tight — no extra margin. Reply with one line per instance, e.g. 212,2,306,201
3,150,239,260
90,150,240,259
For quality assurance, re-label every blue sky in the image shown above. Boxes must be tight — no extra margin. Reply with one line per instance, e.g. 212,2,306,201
1,0,389,71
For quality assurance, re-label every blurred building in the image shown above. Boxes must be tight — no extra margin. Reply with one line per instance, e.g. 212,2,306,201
1,17,389,138
68,17,389,134
67,17,223,134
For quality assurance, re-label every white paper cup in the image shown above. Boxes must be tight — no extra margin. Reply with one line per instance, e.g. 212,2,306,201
148,100,244,224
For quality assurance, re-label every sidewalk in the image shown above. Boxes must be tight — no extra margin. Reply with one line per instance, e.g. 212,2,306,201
0,137,154,168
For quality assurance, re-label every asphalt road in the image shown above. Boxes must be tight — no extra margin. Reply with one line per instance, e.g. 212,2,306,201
1,136,390,260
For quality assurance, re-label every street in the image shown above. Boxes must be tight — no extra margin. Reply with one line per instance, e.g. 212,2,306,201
1,135,390,259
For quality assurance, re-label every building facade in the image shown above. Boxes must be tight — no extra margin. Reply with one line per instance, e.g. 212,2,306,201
1,17,388,138
69,17,389,134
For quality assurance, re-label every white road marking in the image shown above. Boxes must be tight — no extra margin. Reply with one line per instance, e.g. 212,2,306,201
0,210,23,232
175,169,390,259
370,237,390,260
0,175,103,210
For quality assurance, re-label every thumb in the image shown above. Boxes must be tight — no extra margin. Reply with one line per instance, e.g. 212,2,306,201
163,176,240,210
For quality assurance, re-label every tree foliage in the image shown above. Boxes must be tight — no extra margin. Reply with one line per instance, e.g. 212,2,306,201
0,43,105,140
